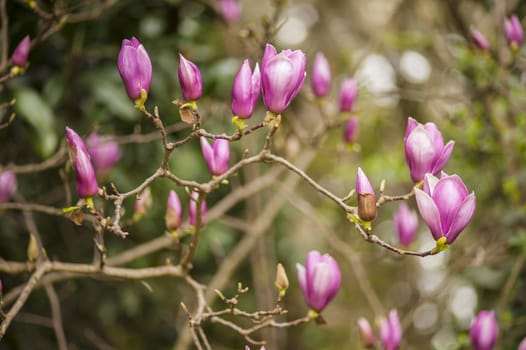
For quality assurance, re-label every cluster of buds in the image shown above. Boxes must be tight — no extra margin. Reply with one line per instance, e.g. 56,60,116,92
357,310,402,350
164,190,207,231
65,127,99,201
470,310,499,350
296,250,341,317
0,171,17,203
470,14,523,52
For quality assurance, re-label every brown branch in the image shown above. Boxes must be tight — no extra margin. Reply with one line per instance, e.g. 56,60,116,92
0,0,8,69
44,284,68,350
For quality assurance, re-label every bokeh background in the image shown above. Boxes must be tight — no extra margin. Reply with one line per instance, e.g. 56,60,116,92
1,0,526,349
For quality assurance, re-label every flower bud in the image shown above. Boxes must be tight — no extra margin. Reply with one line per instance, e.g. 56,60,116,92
65,127,99,199
166,190,182,230
470,29,490,51
117,37,152,102
404,117,454,182
415,173,476,244
343,117,358,144
261,44,306,115
357,317,376,348
134,187,152,221
200,137,230,176
189,191,207,227
0,171,17,203
232,59,260,119
296,250,341,313
470,311,499,350
178,54,202,101
504,15,523,50
339,78,358,112
220,0,241,23
12,35,30,67
274,263,289,297
311,52,331,98
393,203,418,246
380,310,402,350
356,167,376,222
27,233,39,262
86,133,121,177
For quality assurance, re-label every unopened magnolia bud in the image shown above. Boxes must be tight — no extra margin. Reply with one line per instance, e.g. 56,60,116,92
27,233,39,261
275,263,289,296
134,187,152,221
357,317,376,348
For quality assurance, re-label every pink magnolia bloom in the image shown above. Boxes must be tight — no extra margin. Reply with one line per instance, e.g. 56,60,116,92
189,191,207,227
404,117,455,182
415,173,476,244
65,127,99,198
200,137,230,176
86,133,121,176
343,117,358,144
220,0,241,22
165,190,183,230
178,54,202,101
518,336,526,350
296,250,341,313
261,44,306,114
232,59,260,119
117,37,152,100
504,15,523,48
311,52,331,98
470,29,490,51
380,310,402,350
357,317,376,348
12,35,30,67
0,171,16,203
470,311,499,350
339,78,358,112
393,203,418,246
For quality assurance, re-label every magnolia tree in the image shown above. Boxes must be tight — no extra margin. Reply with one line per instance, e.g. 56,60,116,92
0,0,525,349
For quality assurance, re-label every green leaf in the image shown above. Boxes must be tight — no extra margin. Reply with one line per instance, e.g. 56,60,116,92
14,87,58,158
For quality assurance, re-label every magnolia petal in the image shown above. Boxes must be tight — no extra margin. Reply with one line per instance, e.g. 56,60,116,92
415,188,444,240
431,140,455,176
446,192,476,243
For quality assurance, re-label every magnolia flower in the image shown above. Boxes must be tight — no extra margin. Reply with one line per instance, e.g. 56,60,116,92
380,310,402,350
415,173,476,244
189,191,207,227
220,0,241,23
200,137,230,176
12,35,30,67
471,29,490,51
339,78,358,112
261,43,306,115
356,167,376,222
178,54,202,101
504,15,523,49
296,250,341,313
232,59,260,119
357,317,376,348
393,203,418,246
343,117,358,144
470,311,499,350
518,336,526,350
65,127,99,199
117,37,152,101
404,117,455,182
311,52,331,98
165,190,182,230
86,133,121,176
0,171,17,203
